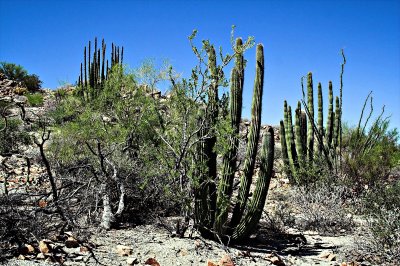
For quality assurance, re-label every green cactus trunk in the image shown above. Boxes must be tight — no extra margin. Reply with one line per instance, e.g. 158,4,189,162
333,96,340,149
229,43,264,232
286,104,298,178
232,126,274,240
300,110,307,158
317,82,324,156
325,81,334,149
84,46,87,89
280,120,291,177
216,39,245,234
194,41,273,242
307,72,314,164
295,101,305,167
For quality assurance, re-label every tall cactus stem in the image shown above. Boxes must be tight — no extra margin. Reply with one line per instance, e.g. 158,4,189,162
307,72,314,163
232,127,274,240
280,120,291,177
229,44,264,231
317,82,324,155
325,81,334,149
295,101,305,166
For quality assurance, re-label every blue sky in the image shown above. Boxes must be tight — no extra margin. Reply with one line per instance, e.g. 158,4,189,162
0,0,399,130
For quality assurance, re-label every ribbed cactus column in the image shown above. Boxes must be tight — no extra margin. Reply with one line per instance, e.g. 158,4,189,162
317,82,324,156
232,127,274,240
295,101,305,166
307,72,314,163
216,39,245,234
84,47,87,89
333,96,340,149
285,104,298,178
226,43,264,232
300,110,307,157
194,41,273,242
280,120,291,177
325,81,334,149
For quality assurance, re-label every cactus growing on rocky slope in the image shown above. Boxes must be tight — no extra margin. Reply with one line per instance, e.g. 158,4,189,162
194,40,274,242
77,38,123,100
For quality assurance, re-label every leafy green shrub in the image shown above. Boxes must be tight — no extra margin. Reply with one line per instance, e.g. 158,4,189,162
0,119,31,155
342,93,400,193
26,93,44,106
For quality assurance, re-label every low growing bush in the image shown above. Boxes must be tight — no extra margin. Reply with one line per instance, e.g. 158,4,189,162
289,184,354,235
26,93,44,107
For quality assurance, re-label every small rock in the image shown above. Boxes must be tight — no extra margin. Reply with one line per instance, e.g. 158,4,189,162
36,253,46,259
219,254,235,266
65,236,79,248
265,253,285,266
115,245,133,256
25,244,35,254
79,246,90,253
207,261,218,266
18,255,26,260
126,257,139,265
39,240,50,254
327,254,336,261
145,258,160,266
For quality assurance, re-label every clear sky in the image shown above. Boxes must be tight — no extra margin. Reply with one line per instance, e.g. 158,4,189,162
0,0,399,130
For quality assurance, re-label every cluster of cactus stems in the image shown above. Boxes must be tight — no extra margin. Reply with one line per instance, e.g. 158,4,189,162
280,72,342,181
194,39,274,242
77,38,123,100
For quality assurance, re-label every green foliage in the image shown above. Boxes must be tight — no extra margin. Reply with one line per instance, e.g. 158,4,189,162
26,93,44,106
342,93,400,192
0,118,31,155
23,74,43,91
0,62,42,91
0,62,27,81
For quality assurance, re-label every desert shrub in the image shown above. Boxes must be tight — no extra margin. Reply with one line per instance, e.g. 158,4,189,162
289,184,354,235
354,205,400,264
0,194,64,261
23,74,42,91
0,118,31,155
47,65,182,228
26,93,44,107
49,96,83,124
341,94,400,193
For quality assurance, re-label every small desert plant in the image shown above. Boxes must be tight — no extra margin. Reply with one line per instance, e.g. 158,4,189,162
289,184,354,235
355,199,400,264
14,87,27,95
26,93,44,107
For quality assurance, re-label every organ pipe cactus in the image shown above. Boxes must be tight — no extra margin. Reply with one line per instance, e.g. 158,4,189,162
281,72,342,181
77,38,124,101
317,82,324,155
307,72,314,163
195,41,274,242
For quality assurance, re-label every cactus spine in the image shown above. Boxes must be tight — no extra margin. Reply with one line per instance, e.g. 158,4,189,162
195,42,274,242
